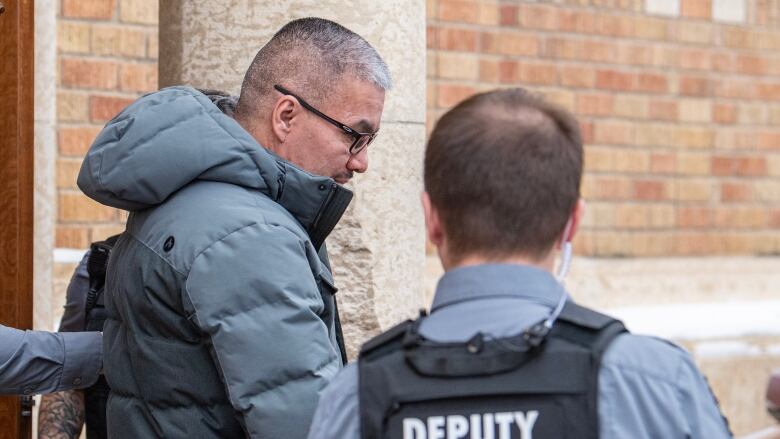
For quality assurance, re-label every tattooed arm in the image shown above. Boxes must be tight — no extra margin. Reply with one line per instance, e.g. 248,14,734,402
38,390,85,439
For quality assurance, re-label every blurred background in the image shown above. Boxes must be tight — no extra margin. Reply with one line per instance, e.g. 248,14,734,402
30,0,780,435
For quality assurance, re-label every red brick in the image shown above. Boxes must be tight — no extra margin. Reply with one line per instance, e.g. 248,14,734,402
519,62,557,85
119,63,158,93
439,0,480,23
758,132,780,150
595,14,634,38
617,44,653,66
581,40,617,63
712,156,768,177
679,76,713,97
479,59,500,82
770,210,780,228
437,84,476,108
499,5,518,26
636,73,668,93
90,95,135,122
59,193,117,222
484,32,538,56
57,159,82,189
721,182,754,202
58,126,102,156
758,83,780,101
713,103,737,124
62,0,116,19
437,28,479,51
498,61,518,83
678,49,711,71
736,55,767,76
519,4,558,30
580,121,594,144
544,38,580,60
61,59,118,90
595,70,634,91
576,94,613,116
677,207,714,228
56,227,91,249
426,26,437,49
650,153,676,174
681,0,711,19
711,53,735,72
557,9,596,33
559,66,595,88
633,180,667,201
593,121,634,145
648,99,678,121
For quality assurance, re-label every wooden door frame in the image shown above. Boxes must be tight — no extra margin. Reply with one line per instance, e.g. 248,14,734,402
0,0,35,437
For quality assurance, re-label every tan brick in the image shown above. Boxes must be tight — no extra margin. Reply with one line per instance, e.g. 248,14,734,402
62,0,116,19
594,121,634,146
581,40,618,63
56,159,83,189
581,175,632,200
612,149,649,173
437,28,478,51
615,205,648,229
92,26,147,58
427,53,436,79
632,16,668,40
477,3,499,25
519,62,557,85
737,104,767,125
90,224,126,242
439,0,480,23
491,32,539,56
59,193,117,222
755,180,780,202
56,227,91,249
635,123,674,147
58,22,91,54
736,55,768,76
676,152,711,175
769,154,780,176
479,59,499,83
636,73,669,94
677,207,715,228
769,106,780,125
119,0,158,25
652,46,680,68
518,4,558,30
715,207,767,229
678,99,712,123
649,204,675,228
90,95,135,122
61,59,118,90
543,89,575,112
559,65,595,88
58,126,102,156
711,53,735,72
673,126,715,149
119,63,158,93
674,179,714,201
545,38,580,60
586,202,617,228
613,94,648,119
557,9,597,33
594,14,634,38
437,84,476,108
584,146,615,172
673,22,714,45
57,92,89,122
681,0,711,18
721,182,754,203
616,43,653,66
713,103,737,124
436,53,478,80
577,93,613,117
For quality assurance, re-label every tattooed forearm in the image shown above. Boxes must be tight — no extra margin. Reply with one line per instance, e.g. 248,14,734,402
38,390,85,439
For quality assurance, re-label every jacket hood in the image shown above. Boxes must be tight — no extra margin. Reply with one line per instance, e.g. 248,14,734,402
78,86,352,248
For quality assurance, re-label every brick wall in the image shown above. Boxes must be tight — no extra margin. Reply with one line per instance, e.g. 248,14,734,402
56,0,158,250
427,0,780,257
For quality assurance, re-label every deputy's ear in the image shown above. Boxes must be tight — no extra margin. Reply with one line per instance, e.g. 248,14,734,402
421,192,444,248
565,198,586,244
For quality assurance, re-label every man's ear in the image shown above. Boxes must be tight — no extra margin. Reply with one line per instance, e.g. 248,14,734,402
422,192,444,248
271,96,300,143
560,198,586,247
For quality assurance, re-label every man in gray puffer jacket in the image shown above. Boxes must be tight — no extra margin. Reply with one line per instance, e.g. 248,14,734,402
77,18,390,438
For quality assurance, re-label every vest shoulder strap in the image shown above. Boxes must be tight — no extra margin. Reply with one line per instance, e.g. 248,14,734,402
359,319,416,361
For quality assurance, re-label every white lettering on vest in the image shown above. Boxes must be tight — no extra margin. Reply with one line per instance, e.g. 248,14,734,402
428,416,446,439
403,418,427,439
402,411,538,439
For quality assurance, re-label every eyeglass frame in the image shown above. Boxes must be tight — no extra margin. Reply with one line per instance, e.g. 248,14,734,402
273,84,378,155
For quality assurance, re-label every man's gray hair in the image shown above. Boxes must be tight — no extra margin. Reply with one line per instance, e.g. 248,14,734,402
236,17,391,117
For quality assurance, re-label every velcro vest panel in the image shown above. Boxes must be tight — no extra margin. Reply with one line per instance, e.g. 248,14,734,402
358,302,627,439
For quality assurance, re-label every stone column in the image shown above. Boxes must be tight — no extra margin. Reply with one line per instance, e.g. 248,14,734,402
159,1,427,357
34,0,56,331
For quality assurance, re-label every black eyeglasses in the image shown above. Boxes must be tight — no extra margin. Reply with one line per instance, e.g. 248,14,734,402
274,85,378,155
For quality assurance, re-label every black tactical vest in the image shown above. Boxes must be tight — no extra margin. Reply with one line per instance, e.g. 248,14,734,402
358,302,627,439
82,234,120,439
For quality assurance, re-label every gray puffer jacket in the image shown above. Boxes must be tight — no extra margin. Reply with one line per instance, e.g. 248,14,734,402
78,86,352,438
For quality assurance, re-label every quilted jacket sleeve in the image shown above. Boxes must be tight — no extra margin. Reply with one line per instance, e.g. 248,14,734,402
184,222,341,439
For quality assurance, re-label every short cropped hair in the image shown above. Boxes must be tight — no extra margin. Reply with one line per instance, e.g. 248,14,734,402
424,88,583,262
236,17,391,117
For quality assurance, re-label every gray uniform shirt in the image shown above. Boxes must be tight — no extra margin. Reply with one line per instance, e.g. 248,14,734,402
0,324,101,395
307,263,732,439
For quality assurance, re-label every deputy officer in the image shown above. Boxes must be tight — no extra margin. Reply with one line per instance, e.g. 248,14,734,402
0,324,101,395
307,88,732,439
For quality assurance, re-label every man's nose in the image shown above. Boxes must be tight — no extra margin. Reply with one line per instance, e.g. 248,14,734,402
346,148,369,173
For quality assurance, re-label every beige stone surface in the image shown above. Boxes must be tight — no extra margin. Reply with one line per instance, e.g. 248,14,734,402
160,0,427,358
35,0,57,331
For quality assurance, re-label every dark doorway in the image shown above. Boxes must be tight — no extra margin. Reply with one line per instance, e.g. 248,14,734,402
0,0,36,437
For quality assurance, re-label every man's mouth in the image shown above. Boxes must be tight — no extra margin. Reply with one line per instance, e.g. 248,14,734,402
334,173,353,184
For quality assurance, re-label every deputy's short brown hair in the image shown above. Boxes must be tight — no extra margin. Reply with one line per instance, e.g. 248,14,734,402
424,88,583,262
